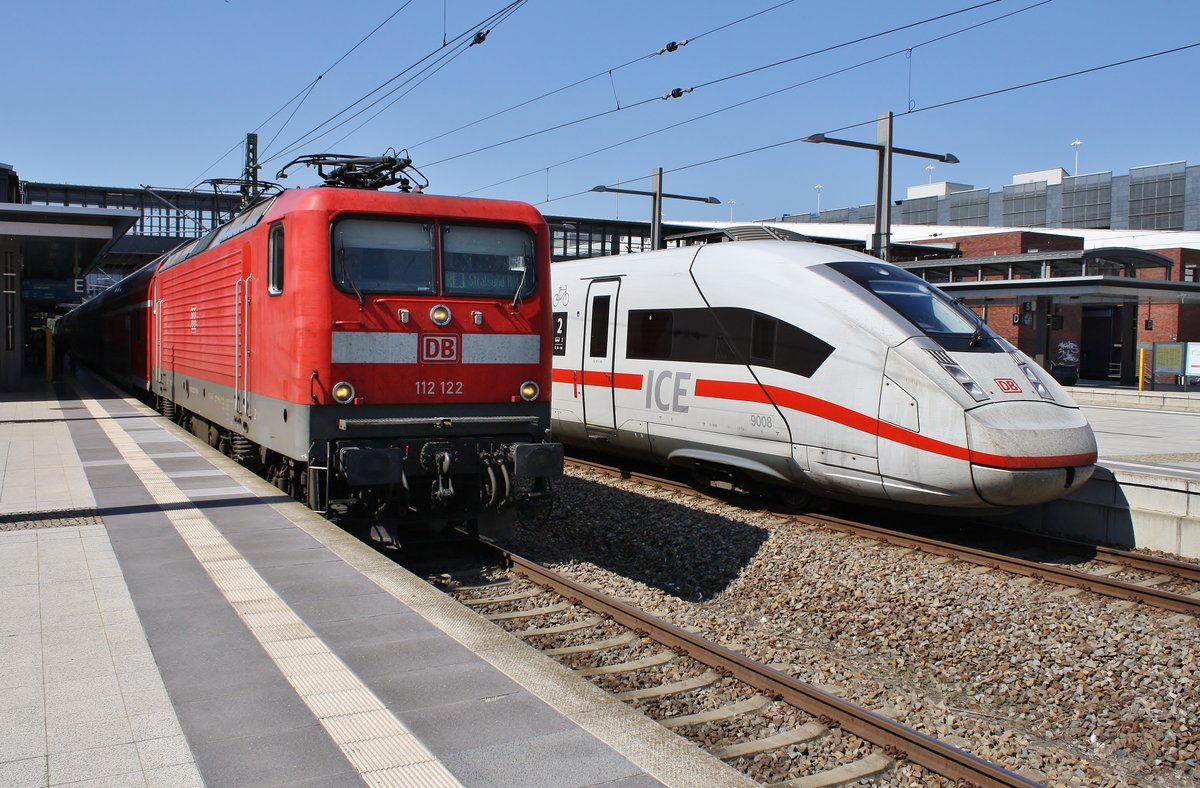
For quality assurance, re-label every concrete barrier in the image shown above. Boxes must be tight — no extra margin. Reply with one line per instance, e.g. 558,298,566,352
1066,385,1200,413
1013,466,1200,559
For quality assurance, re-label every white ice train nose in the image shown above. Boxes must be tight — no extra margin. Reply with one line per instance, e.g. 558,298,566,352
964,401,1097,507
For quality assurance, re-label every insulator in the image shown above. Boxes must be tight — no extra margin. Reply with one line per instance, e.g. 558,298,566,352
657,38,688,55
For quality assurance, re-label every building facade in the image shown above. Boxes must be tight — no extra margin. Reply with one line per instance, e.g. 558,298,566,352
784,161,1200,235
8,162,1200,390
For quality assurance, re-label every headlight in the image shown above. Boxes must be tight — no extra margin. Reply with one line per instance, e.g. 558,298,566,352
430,304,452,326
1020,364,1054,400
940,361,989,402
332,381,356,404
519,381,539,401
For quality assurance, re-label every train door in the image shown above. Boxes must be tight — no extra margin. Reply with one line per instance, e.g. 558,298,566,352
153,279,166,399
581,278,620,432
234,269,253,418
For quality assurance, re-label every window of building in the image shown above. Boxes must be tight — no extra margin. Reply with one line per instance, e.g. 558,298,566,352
1062,172,1112,229
1130,162,1185,231
948,189,990,226
1002,181,1047,227
900,196,938,225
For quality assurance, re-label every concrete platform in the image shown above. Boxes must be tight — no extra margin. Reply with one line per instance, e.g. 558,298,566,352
0,373,749,788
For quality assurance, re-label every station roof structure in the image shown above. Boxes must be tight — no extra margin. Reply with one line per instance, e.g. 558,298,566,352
903,247,1200,304
938,274,1200,305
0,201,139,280
665,220,1200,306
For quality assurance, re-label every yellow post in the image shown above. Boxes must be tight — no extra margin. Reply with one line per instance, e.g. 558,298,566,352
1138,347,1145,392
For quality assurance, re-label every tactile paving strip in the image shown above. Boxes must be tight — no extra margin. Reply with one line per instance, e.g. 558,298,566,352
81,397,461,788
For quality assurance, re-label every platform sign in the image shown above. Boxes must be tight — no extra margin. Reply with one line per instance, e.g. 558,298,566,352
1154,343,1184,376
21,279,75,303
552,312,567,356
1186,343,1200,377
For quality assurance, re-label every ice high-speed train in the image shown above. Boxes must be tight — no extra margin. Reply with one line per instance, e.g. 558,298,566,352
549,240,1096,510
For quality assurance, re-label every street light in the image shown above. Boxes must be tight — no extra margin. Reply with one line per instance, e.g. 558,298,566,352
1071,139,1083,176
592,167,720,249
814,184,823,215
926,164,936,183
804,112,959,260
727,200,736,222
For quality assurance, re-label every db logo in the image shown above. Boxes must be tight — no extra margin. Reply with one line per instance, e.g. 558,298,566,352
995,378,1022,394
421,334,459,363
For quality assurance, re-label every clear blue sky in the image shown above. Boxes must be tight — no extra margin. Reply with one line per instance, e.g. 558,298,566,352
3,1,1197,224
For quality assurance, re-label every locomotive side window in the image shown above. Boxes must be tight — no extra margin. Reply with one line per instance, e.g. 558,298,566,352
627,310,673,358
589,295,611,357
750,315,777,362
441,224,536,298
268,222,284,296
625,307,832,378
332,219,435,295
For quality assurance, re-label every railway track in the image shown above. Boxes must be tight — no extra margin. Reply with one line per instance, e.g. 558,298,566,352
567,457,1200,619
439,549,1038,787
806,514,1200,619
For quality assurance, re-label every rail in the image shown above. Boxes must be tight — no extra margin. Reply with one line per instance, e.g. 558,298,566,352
504,549,1038,787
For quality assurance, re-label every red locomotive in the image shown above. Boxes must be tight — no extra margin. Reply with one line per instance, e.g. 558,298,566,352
59,155,562,543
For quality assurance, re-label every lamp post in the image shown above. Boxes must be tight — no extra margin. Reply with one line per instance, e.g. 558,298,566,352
804,111,958,261
814,184,823,216
592,167,721,249
1071,139,1083,176
727,200,736,222
926,164,936,183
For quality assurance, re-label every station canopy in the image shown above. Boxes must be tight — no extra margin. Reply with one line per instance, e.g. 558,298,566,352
0,202,139,280
905,247,1200,305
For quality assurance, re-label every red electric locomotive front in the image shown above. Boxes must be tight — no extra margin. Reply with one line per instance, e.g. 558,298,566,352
68,155,562,543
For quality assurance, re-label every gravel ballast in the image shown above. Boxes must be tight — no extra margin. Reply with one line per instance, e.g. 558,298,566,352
508,467,1200,786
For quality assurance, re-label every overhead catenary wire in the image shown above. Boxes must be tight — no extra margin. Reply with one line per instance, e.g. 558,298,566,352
259,0,420,159
186,1,417,188
536,39,1200,207
687,0,1001,93
320,0,532,155
261,0,528,170
461,0,1052,197
422,0,1013,171
409,0,802,151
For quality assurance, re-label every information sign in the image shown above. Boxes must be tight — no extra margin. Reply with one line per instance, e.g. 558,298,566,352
1154,343,1184,376
1186,343,1200,377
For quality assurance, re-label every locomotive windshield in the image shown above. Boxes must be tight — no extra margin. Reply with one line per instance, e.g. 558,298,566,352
442,224,536,299
330,218,535,298
333,219,436,294
827,261,1000,352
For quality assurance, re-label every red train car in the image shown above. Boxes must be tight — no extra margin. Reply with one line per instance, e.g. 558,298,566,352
60,157,562,543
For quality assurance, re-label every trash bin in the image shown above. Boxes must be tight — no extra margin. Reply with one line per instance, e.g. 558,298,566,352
1050,363,1078,386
